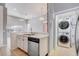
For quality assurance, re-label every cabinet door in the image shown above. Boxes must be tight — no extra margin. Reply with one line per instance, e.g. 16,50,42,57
20,38,24,50
17,35,21,48
17,35,24,50
23,37,28,52
17,38,20,48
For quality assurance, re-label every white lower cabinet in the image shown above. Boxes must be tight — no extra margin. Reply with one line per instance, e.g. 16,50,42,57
17,35,28,53
16,34,48,56
23,36,28,52
20,39,24,50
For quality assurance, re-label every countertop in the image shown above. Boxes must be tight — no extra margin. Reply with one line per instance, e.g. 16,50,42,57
15,32,48,39
29,34,48,39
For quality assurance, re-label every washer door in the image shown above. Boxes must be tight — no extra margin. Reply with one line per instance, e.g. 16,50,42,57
59,21,69,29
59,35,69,44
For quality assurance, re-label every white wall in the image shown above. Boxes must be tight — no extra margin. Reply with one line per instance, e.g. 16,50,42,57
7,16,28,32
28,19,43,32
54,3,79,12
47,4,54,52
7,16,44,33
0,6,7,47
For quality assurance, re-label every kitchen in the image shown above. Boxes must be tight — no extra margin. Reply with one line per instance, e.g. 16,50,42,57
5,3,48,56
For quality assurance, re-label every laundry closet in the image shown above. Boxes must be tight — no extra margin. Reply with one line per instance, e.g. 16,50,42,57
54,8,79,56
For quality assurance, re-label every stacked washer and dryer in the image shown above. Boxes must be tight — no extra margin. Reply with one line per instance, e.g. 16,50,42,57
55,11,79,56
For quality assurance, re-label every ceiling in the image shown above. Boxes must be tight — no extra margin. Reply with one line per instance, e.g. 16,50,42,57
6,3,47,31
6,3,47,19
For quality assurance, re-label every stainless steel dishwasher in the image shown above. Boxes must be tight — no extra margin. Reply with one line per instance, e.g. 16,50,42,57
28,37,39,56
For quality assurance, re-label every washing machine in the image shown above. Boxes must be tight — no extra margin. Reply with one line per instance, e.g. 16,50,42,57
55,11,78,49
57,16,71,48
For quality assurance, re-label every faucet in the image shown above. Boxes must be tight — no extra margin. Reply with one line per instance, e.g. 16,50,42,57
31,27,32,34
